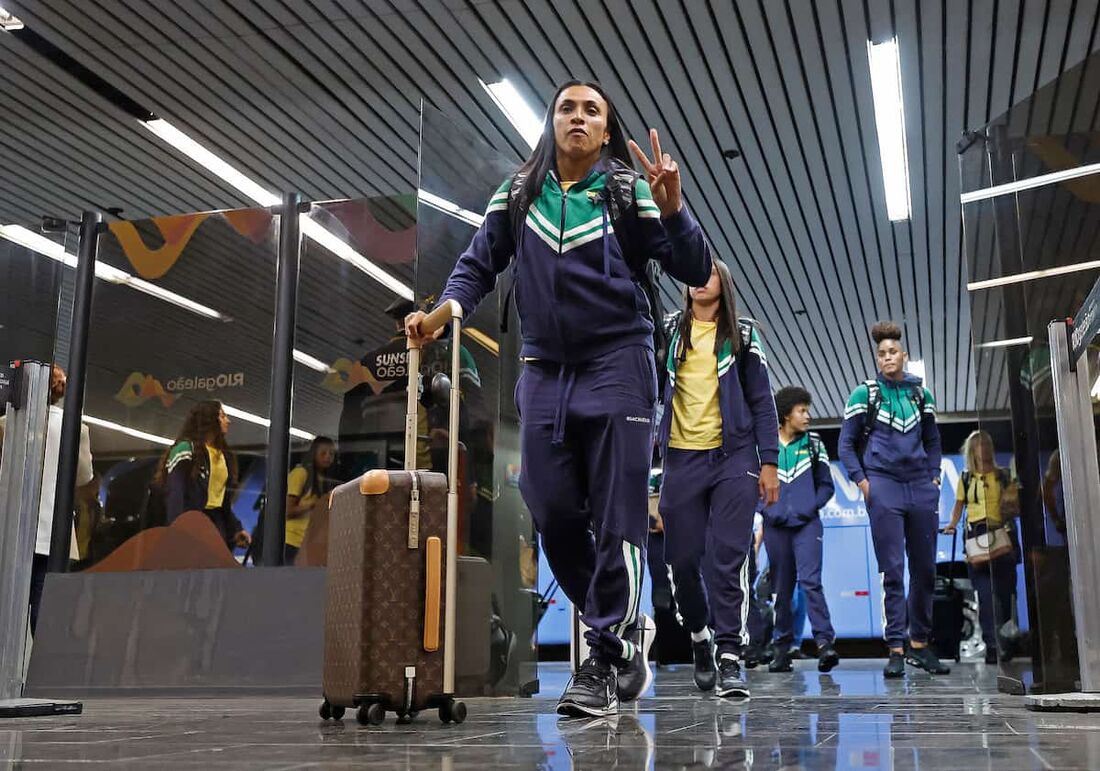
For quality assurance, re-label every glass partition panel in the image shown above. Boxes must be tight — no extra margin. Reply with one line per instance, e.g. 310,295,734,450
289,195,418,567
418,104,535,696
80,208,278,571
959,48,1100,197
961,153,1100,692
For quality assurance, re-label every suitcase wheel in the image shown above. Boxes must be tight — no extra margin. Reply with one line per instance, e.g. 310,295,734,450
356,703,386,726
319,700,345,721
439,698,467,725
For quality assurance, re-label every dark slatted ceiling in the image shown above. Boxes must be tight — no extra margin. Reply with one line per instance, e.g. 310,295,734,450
3,0,1100,419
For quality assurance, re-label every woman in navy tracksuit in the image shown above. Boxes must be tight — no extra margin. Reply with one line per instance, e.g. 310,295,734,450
656,259,779,699
838,321,948,678
406,81,711,717
761,386,838,674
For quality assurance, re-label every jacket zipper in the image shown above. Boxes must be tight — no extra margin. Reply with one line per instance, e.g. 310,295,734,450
555,187,568,355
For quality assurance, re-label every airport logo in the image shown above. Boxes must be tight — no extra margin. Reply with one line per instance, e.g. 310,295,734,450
114,372,177,408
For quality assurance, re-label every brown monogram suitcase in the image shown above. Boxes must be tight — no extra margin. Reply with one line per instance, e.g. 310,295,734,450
319,300,467,726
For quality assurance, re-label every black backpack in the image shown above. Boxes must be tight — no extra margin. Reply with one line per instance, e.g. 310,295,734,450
503,160,671,391
806,431,825,480
858,379,927,453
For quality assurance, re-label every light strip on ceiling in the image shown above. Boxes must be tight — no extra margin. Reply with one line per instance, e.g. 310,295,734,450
867,38,912,222
222,404,314,441
0,224,226,320
0,5,24,31
961,162,1100,205
975,336,1034,349
141,118,414,301
479,78,542,149
292,349,332,373
82,415,173,446
417,189,484,228
967,260,1100,291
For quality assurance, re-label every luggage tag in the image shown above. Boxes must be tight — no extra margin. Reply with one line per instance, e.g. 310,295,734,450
408,472,420,549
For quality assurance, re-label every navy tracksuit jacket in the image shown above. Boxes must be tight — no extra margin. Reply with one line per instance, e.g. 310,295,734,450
837,373,942,649
437,159,712,664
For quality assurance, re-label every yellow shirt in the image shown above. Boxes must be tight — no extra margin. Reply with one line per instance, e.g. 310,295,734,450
957,470,1002,525
669,319,723,450
285,466,316,548
206,446,228,509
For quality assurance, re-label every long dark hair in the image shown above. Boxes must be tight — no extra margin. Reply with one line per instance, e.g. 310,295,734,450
156,399,238,484
675,259,741,362
511,80,634,235
298,436,337,499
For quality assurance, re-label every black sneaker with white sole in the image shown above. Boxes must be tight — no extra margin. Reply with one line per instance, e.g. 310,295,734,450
817,643,840,673
558,657,619,717
715,654,750,698
616,614,655,702
691,636,717,691
906,645,951,675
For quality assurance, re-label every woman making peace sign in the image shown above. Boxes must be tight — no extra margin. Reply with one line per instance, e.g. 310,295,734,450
407,80,712,717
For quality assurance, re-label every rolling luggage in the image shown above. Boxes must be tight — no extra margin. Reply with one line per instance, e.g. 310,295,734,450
319,300,467,726
931,527,965,662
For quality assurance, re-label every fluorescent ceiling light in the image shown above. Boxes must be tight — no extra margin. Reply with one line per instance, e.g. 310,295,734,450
298,217,413,300
222,403,314,441
961,162,1100,205
0,5,24,31
479,77,543,149
906,359,925,381
143,120,280,207
976,336,1033,349
82,415,173,446
0,224,227,320
417,189,484,228
867,38,912,222
142,118,413,300
967,260,1100,291
293,349,332,373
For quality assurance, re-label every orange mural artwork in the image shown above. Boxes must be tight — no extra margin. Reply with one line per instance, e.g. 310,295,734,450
114,372,177,408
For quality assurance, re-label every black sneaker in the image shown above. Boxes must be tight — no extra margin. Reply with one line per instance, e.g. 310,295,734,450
558,657,619,717
742,643,770,669
616,614,655,702
715,655,750,698
906,646,951,675
691,636,716,691
817,644,840,673
884,651,905,679
768,646,793,673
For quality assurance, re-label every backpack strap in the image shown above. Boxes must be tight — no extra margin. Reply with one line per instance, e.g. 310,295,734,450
735,319,755,393
807,431,823,480
858,380,882,451
499,172,529,334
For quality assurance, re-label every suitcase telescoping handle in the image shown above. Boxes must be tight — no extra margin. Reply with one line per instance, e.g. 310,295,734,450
405,298,462,696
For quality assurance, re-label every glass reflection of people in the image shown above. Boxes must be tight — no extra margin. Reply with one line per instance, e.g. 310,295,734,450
285,436,337,565
838,321,949,678
0,365,93,634
407,81,712,717
158,400,250,551
1042,449,1066,535
943,430,1020,664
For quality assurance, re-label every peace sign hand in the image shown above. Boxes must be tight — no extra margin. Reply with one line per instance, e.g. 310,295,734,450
628,128,682,218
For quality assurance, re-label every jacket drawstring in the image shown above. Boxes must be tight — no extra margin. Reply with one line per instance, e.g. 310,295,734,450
551,365,578,446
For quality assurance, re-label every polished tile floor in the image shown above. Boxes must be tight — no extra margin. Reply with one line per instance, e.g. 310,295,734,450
4,660,1100,769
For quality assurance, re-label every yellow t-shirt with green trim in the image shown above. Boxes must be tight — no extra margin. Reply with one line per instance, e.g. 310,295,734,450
669,319,723,450
206,446,228,509
285,465,316,548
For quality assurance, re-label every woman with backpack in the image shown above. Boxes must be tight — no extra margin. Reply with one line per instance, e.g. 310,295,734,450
406,80,712,717
656,259,780,699
838,321,948,678
760,385,839,674
943,430,1020,664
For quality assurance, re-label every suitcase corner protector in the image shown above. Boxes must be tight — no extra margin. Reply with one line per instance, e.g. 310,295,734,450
359,469,391,495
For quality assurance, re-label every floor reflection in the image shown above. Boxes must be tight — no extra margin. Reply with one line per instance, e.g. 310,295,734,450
5,660,1100,769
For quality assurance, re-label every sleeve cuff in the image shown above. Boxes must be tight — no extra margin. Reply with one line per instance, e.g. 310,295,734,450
660,205,695,236
759,450,779,467
849,469,867,484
